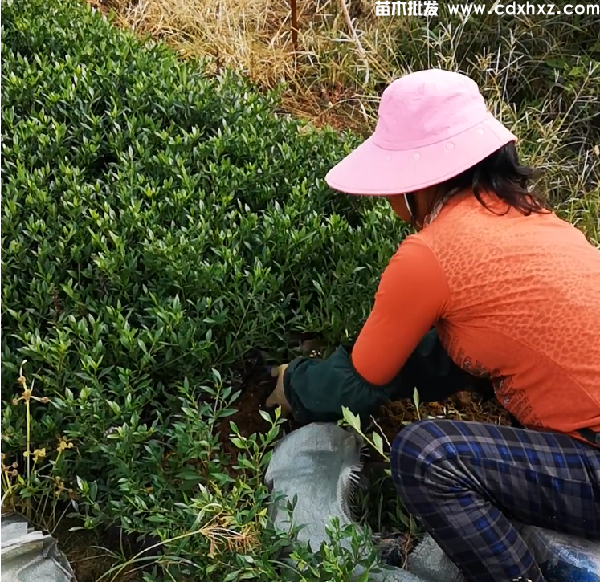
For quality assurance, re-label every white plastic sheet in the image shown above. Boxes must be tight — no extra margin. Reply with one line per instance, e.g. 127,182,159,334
1,512,76,582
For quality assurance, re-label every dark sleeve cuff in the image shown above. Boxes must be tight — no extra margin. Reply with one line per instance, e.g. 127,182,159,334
283,345,403,425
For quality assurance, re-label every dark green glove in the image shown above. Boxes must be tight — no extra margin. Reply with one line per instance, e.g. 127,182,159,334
283,344,397,425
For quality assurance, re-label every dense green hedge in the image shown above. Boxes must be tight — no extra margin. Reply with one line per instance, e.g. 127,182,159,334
1,0,406,418
1,0,406,578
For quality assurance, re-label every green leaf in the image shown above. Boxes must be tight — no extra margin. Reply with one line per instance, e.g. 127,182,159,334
372,432,384,456
176,468,201,481
413,387,420,411
342,406,361,432
231,437,246,449
258,409,273,424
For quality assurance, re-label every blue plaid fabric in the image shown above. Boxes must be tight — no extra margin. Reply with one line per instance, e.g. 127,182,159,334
390,419,600,582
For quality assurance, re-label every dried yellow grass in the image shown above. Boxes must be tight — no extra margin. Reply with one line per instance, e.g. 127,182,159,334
100,0,407,129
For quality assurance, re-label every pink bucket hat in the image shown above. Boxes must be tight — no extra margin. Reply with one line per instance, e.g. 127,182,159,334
325,69,517,195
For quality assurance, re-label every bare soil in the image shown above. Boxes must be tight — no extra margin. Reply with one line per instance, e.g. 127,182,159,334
378,390,513,449
217,340,514,462
51,517,144,582
216,369,277,461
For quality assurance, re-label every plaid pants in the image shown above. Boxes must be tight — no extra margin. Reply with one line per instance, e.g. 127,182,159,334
391,420,600,582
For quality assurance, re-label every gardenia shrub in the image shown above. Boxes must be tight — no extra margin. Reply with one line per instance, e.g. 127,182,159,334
1,0,406,579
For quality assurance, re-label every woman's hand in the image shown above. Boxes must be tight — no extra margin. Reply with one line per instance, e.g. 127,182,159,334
265,364,292,416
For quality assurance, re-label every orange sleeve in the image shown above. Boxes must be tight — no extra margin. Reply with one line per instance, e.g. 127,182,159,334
351,235,450,385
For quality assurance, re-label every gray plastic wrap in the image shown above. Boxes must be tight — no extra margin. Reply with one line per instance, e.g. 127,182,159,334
265,423,434,582
265,422,600,582
1,512,76,582
520,524,600,582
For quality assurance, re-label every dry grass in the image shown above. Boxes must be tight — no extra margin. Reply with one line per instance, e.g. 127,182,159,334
94,1,599,117
94,0,414,130
97,0,506,129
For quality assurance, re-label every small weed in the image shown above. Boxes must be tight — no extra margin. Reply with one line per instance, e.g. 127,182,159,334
2,361,79,532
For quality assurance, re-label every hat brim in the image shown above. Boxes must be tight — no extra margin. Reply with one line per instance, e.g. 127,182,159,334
324,116,517,196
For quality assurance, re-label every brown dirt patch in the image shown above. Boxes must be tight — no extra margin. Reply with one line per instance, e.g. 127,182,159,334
50,517,145,582
375,390,514,453
216,369,276,461
219,343,514,458
220,341,515,455
216,341,324,461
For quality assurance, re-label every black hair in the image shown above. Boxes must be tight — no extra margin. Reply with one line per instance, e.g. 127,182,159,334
422,142,552,218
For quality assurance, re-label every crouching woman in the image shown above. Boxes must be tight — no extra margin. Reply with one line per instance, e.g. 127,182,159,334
266,69,600,582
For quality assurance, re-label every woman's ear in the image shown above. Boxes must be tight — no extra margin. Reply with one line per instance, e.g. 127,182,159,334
388,194,411,223
388,187,439,229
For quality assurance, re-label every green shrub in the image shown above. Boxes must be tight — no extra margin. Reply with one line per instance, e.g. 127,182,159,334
1,0,408,578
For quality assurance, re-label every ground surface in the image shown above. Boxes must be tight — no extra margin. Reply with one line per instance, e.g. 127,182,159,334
50,518,144,582
226,360,513,447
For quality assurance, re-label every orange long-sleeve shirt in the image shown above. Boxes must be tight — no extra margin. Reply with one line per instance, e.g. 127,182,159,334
351,193,600,445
